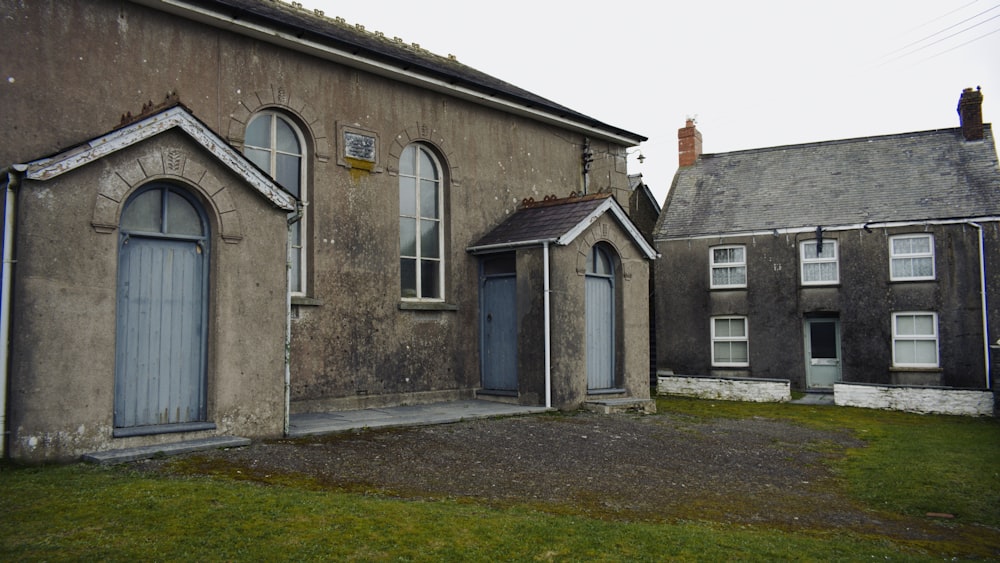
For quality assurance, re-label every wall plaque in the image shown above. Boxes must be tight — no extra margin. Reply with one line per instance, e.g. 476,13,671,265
344,131,376,162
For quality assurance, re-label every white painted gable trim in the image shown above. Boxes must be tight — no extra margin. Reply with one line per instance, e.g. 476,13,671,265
23,106,296,212
557,198,658,260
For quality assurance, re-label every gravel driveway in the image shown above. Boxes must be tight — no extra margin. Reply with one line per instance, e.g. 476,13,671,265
135,410,950,540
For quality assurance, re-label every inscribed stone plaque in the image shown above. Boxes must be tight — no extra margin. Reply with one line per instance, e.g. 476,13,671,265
344,131,376,162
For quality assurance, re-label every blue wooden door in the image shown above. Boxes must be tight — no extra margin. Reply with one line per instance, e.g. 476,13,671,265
481,255,517,392
115,186,208,429
586,246,615,390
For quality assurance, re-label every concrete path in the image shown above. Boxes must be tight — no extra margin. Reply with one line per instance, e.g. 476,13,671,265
790,392,835,405
82,436,251,465
288,400,551,437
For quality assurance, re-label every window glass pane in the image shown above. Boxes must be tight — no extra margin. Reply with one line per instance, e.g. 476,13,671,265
714,318,730,338
418,149,437,180
400,218,417,257
121,189,162,232
245,115,271,148
399,177,416,216
588,247,610,275
713,266,746,286
274,117,300,154
400,259,417,298
275,154,301,196
289,245,302,293
809,322,837,358
399,146,415,176
914,340,937,364
244,147,271,173
165,191,202,236
730,319,746,337
483,253,516,276
914,258,933,276
713,341,730,363
802,242,818,259
289,220,302,249
420,179,439,218
896,315,915,336
713,247,743,264
730,341,749,363
421,259,440,299
912,314,934,335
420,220,440,259
803,263,836,282
598,248,612,275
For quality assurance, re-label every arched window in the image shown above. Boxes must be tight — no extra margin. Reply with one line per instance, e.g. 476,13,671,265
244,111,308,295
399,144,444,300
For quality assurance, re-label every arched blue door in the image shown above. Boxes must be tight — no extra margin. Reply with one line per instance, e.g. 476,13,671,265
115,185,209,431
586,245,615,390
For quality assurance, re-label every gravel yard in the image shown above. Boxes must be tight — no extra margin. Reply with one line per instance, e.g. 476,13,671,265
135,410,951,540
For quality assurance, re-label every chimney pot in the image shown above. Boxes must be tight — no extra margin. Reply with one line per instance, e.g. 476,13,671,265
958,87,984,141
678,120,702,167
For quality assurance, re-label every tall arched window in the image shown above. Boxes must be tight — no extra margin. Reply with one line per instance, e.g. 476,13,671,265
399,144,444,300
244,111,307,295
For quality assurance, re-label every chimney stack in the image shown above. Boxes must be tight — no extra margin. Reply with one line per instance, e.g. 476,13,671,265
958,87,984,141
678,119,702,167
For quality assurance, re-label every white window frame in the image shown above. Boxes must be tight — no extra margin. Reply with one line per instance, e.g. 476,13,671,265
244,111,308,296
711,316,749,367
710,245,747,289
399,144,445,301
800,239,839,286
890,234,935,281
892,312,939,368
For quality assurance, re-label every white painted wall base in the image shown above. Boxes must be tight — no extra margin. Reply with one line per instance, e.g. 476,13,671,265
656,373,790,403
834,383,995,416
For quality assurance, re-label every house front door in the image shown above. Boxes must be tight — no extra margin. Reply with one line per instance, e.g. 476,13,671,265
804,318,841,389
480,254,517,392
115,185,209,431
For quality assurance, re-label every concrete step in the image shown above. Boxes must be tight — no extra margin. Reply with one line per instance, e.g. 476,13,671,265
583,398,657,415
81,436,250,465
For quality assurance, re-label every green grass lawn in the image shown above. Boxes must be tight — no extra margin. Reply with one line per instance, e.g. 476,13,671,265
2,397,998,561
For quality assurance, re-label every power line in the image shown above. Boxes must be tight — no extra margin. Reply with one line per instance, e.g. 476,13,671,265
876,8,1000,67
917,24,1000,62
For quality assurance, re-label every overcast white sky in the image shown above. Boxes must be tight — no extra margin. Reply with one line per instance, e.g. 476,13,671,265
306,1,1000,204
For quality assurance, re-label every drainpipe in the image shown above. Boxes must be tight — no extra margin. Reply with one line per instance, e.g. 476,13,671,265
968,222,991,389
1,165,25,458
284,203,304,436
543,241,552,408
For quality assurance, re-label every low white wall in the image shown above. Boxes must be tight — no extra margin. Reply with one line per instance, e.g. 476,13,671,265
657,374,790,403
834,383,995,416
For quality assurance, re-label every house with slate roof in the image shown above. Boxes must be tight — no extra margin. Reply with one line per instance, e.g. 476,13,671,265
0,0,653,461
653,88,1000,396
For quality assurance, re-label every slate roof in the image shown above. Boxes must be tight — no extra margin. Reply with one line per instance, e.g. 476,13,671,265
654,125,1000,240
152,0,644,144
468,193,657,259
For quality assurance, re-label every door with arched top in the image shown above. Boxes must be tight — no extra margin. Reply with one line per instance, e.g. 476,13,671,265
114,184,209,432
586,245,615,390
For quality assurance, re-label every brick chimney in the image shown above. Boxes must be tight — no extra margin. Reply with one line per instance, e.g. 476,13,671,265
678,119,702,167
958,87,984,141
